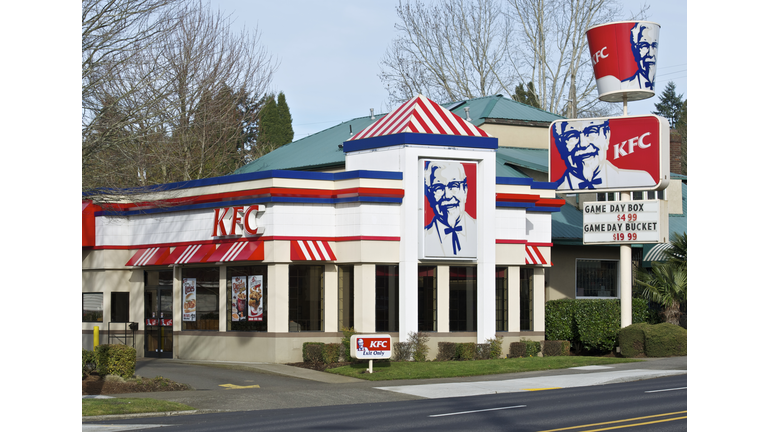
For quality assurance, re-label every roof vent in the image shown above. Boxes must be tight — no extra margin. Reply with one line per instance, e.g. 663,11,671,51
349,125,353,136
464,107,471,121
370,108,375,120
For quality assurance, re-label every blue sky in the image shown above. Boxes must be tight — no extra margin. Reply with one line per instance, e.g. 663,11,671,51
209,0,687,139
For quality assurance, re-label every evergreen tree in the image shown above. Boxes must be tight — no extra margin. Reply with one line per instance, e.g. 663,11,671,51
257,92,294,154
512,82,540,109
276,92,294,145
652,82,684,128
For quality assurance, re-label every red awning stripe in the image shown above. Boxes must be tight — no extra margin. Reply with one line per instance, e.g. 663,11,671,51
290,240,337,261
525,245,547,265
125,247,171,266
162,244,216,265
207,240,264,262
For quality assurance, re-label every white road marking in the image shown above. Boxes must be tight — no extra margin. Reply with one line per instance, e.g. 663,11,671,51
429,405,527,417
645,386,687,393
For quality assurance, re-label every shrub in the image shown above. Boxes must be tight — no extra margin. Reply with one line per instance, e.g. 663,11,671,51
541,340,570,357
82,349,98,378
545,298,649,353
436,342,456,361
456,343,476,360
508,341,527,358
95,344,136,379
476,343,491,360
486,335,504,359
392,342,413,361
302,342,325,363
644,323,686,357
340,327,358,362
322,343,342,364
522,339,540,357
409,332,430,362
617,323,651,358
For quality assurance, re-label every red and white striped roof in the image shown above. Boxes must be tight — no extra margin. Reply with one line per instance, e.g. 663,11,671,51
348,95,489,141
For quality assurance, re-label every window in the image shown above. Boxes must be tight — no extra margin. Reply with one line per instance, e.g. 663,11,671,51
418,266,436,332
228,265,267,331
520,268,533,331
181,267,220,331
83,293,103,322
598,190,665,201
375,265,399,332
576,260,618,298
289,266,324,332
338,266,354,330
495,267,508,331
449,266,477,332
111,292,130,322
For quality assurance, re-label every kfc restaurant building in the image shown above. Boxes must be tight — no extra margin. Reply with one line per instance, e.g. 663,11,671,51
82,96,564,363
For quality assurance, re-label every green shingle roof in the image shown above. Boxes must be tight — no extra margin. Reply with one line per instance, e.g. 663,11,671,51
444,95,564,125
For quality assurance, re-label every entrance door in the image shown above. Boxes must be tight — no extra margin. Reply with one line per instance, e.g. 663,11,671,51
144,287,173,358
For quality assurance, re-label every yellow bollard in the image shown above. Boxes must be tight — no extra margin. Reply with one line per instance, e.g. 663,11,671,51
93,326,99,350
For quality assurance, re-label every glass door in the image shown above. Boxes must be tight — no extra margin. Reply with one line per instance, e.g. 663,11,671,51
145,271,174,358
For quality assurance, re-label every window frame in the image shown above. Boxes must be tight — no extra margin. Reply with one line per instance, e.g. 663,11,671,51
574,259,620,299
82,292,104,323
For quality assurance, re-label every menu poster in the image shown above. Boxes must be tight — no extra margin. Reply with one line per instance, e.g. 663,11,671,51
248,275,264,321
182,278,197,321
231,276,247,321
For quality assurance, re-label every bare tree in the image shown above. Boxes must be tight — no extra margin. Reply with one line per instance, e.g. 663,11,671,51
380,0,647,117
83,0,278,202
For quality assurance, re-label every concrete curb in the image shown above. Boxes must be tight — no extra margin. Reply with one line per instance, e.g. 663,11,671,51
82,409,229,422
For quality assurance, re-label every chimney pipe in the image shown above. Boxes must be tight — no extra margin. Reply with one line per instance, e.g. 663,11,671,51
370,108,375,120
464,107,471,121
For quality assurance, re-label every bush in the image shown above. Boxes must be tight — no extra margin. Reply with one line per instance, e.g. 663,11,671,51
409,332,430,362
392,342,413,361
455,343,477,360
322,343,342,364
302,342,325,363
82,349,98,378
644,323,686,357
508,341,527,358
485,335,504,359
545,298,649,353
617,323,651,358
476,343,491,360
340,327,358,362
95,344,136,379
541,340,570,356
436,342,456,361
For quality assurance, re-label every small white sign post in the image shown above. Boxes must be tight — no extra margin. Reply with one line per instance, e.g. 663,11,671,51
350,334,392,374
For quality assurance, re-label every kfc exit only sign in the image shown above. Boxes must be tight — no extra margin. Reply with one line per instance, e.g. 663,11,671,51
582,200,668,244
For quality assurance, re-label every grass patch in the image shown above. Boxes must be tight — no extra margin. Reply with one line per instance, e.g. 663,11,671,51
82,398,195,417
326,356,641,381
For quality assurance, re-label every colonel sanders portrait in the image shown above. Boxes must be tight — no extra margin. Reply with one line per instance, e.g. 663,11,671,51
552,119,653,191
621,22,659,91
423,161,477,258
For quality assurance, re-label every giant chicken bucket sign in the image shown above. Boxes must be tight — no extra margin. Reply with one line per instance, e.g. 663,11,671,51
548,115,669,193
586,21,660,102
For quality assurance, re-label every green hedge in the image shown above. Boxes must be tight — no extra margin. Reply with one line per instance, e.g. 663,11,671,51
618,323,686,357
94,344,136,379
302,342,325,363
508,340,540,358
545,298,649,353
323,343,342,364
82,349,98,378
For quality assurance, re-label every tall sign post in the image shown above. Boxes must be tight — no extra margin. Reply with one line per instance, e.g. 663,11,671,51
549,21,669,328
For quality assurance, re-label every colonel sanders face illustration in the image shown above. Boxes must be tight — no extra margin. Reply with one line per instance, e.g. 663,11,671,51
628,23,659,89
424,161,468,228
552,119,611,189
357,338,364,351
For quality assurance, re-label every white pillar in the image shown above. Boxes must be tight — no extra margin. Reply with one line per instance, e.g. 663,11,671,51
620,191,632,328
355,264,376,333
269,264,289,333
436,265,450,332
324,264,338,333
508,266,521,333
532,268,546,332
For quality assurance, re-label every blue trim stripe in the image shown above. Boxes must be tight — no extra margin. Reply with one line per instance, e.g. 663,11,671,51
528,206,562,213
344,133,498,152
496,202,535,209
496,177,533,186
531,181,558,190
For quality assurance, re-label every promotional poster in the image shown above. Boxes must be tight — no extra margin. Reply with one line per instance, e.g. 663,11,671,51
549,115,669,193
248,275,263,322
182,278,197,322
231,276,247,321
586,21,660,102
422,160,478,259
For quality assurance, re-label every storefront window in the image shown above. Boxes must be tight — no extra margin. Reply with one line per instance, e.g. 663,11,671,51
181,267,219,331
449,266,476,332
520,268,533,331
376,265,399,332
111,292,130,322
576,260,618,298
495,267,508,331
289,265,324,332
227,266,267,331
83,293,103,322
338,266,354,330
418,266,436,332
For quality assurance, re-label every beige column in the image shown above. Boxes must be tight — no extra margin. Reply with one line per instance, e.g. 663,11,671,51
219,266,227,332
508,266,521,333
173,265,181,357
324,264,338,333
533,268,546,332
436,265,450,332
354,264,376,333
269,264,289,333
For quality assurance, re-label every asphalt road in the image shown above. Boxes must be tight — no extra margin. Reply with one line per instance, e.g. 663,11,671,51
83,374,687,431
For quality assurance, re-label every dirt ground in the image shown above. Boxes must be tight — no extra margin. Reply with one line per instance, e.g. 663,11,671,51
82,373,191,395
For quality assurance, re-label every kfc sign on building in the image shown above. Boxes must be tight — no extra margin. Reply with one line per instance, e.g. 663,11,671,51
351,334,392,360
212,205,264,238
586,21,660,102
548,115,669,193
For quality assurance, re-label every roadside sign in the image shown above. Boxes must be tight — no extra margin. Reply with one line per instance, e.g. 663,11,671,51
350,334,392,360
582,199,669,244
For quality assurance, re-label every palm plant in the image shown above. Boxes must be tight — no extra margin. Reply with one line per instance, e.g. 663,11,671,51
634,232,687,326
